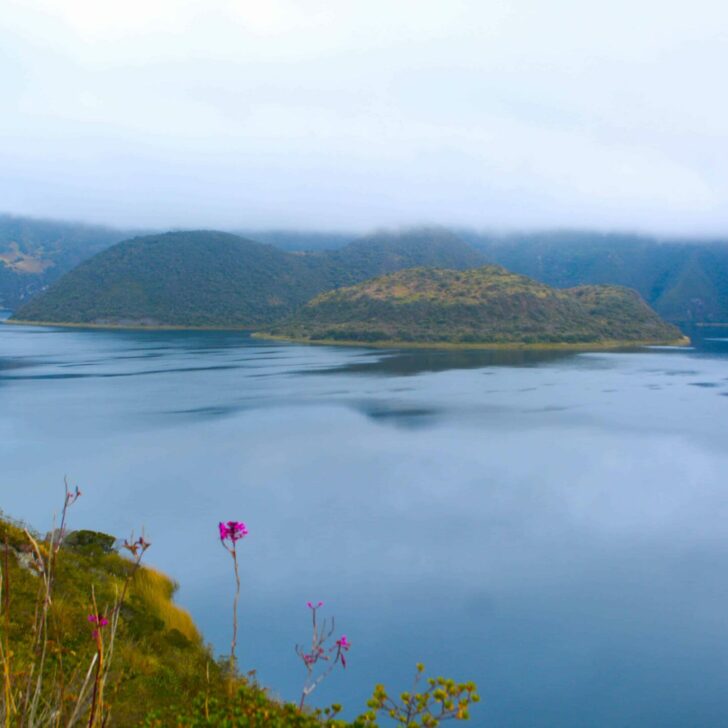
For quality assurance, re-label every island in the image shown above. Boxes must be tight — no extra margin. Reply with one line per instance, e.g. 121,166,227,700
262,266,688,348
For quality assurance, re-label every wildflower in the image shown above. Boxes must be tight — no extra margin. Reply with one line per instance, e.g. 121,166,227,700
218,519,247,675
218,521,248,547
88,613,109,640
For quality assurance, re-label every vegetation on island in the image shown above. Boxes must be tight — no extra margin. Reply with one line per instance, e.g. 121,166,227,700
0,483,479,727
10,229,487,329
266,266,685,346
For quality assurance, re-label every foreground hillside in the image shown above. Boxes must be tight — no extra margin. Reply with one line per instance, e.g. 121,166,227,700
1,506,480,726
0,514,215,725
11,228,487,328
267,266,685,346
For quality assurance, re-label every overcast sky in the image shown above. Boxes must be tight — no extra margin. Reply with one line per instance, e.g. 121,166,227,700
2,0,728,234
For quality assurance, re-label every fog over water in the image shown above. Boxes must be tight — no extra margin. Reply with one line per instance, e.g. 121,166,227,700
2,316,728,726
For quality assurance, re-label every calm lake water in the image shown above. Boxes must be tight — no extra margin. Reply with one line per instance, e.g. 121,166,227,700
2,313,728,726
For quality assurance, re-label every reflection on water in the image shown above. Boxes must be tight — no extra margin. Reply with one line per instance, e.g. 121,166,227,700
304,346,579,376
1,321,728,727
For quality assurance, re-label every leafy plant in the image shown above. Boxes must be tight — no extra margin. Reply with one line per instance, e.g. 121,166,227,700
295,602,350,709
359,664,480,727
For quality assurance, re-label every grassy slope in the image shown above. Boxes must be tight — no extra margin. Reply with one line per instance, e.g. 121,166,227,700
268,266,685,346
0,514,340,727
0,515,212,726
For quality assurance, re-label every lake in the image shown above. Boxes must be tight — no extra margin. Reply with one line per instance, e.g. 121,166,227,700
2,314,728,727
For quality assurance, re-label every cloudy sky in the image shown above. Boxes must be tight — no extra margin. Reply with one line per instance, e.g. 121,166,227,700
2,0,728,234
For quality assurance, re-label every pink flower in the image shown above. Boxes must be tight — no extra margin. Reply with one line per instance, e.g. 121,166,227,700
218,521,248,544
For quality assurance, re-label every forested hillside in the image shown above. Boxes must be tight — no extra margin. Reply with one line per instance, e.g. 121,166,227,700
12,228,488,327
465,231,728,324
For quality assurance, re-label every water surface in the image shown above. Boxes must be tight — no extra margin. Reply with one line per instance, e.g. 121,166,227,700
2,316,728,726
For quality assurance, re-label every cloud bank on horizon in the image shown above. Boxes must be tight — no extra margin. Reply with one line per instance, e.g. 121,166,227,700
2,0,727,235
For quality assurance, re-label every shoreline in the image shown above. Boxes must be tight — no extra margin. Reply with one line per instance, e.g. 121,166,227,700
2,318,256,332
2,319,691,351
253,332,692,351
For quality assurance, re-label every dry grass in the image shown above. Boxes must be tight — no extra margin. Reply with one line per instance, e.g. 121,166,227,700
130,567,200,644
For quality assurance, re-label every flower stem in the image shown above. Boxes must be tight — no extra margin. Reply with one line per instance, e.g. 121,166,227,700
230,546,240,679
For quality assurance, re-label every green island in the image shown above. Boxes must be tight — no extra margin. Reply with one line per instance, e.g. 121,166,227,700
264,266,687,348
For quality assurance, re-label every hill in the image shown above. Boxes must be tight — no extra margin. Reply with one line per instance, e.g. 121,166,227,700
266,266,685,346
10,230,338,328
10,228,488,328
0,214,132,309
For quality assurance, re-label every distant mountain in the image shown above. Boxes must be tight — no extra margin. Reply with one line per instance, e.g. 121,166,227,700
324,227,486,285
11,227,487,328
0,214,132,309
463,231,728,325
236,230,355,252
267,266,684,346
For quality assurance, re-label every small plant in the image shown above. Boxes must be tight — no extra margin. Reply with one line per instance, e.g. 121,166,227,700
360,663,480,727
296,601,350,709
83,533,151,727
86,605,109,727
218,520,248,677
0,479,83,726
